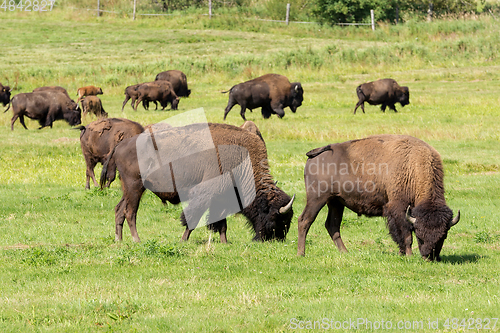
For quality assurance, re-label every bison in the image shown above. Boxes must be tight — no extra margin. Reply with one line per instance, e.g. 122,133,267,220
354,78,410,114
81,96,108,118
134,81,179,111
5,90,81,130
33,86,71,99
0,83,13,106
76,85,103,104
297,134,460,261
223,74,304,120
100,122,294,243
78,118,144,189
155,70,191,97
121,83,156,112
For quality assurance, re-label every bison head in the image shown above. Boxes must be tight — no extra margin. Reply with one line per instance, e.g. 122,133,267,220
0,86,12,106
397,86,410,107
406,205,460,261
289,82,304,113
171,97,180,110
97,87,103,95
64,107,82,126
246,189,294,241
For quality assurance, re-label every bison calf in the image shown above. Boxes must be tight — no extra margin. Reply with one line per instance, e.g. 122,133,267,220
134,81,179,111
77,85,103,104
81,96,108,118
297,134,459,261
79,118,144,189
122,84,156,111
354,78,409,114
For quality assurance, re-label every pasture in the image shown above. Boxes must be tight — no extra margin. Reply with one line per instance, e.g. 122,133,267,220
0,10,499,332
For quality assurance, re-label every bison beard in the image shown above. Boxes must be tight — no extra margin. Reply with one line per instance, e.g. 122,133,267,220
297,134,459,261
100,122,294,243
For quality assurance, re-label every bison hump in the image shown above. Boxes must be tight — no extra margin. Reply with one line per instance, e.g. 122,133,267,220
306,145,333,159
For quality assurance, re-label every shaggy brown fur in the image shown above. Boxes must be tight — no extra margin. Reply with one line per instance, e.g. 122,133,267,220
81,96,108,118
79,118,144,189
100,122,294,243
297,134,459,261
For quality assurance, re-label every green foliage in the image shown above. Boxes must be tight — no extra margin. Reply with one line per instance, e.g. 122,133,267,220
314,0,399,24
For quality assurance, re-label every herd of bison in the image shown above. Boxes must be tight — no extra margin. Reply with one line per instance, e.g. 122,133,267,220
1,70,462,261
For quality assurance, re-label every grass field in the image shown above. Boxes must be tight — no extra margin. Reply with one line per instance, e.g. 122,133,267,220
0,9,499,332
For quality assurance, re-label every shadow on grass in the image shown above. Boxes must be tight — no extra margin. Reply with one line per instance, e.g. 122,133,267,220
440,253,484,264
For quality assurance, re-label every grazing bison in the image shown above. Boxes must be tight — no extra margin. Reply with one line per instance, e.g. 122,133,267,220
0,83,12,107
100,122,294,243
121,84,156,112
79,118,144,189
354,78,410,114
297,134,460,261
134,81,179,111
76,85,103,103
81,96,108,118
223,74,304,120
155,70,191,97
33,86,71,99
5,91,81,130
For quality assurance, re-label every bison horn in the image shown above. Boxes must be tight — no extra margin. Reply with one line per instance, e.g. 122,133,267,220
406,206,417,224
279,194,295,214
294,85,298,92
449,210,460,227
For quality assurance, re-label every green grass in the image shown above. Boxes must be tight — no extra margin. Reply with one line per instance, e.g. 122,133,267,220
0,10,499,332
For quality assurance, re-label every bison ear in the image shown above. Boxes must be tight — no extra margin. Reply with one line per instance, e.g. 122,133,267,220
449,210,460,227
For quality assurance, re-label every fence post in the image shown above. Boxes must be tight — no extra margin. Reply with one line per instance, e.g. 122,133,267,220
133,0,136,20
209,0,212,18
428,2,433,21
395,5,399,24
97,0,100,17
286,3,290,25
370,9,375,30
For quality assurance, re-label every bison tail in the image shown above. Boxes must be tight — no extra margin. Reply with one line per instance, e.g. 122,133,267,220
356,85,365,99
3,102,11,113
73,125,86,131
221,87,233,94
306,145,333,159
100,145,117,189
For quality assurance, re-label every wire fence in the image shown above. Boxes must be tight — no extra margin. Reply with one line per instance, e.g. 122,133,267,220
65,1,377,29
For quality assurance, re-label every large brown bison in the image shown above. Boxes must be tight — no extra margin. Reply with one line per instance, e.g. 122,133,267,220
100,122,294,243
79,118,144,189
155,70,191,97
33,86,71,99
5,91,81,130
354,78,410,114
223,74,303,120
0,83,12,107
76,85,103,103
134,81,179,111
297,134,460,261
121,84,156,112
81,96,108,118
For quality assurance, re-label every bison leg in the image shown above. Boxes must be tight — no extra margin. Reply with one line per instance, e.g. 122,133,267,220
388,103,398,113
297,195,330,256
384,202,413,256
114,198,126,241
11,114,27,130
354,100,365,114
380,103,387,112
85,160,98,189
223,98,238,120
325,199,347,252
121,95,131,112
207,219,228,243
116,179,145,242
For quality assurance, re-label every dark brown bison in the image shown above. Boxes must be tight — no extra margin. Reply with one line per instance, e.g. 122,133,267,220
5,91,81,130
121,84,157,112
223,74,304,120
33,86,71,99
134,81,179,111
155,70,191,97
354,78,410,114
78,118,144,189
297,134,460,261
81,96,108,118
100,122,294,243
76,85,103,103
0,83,12,107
